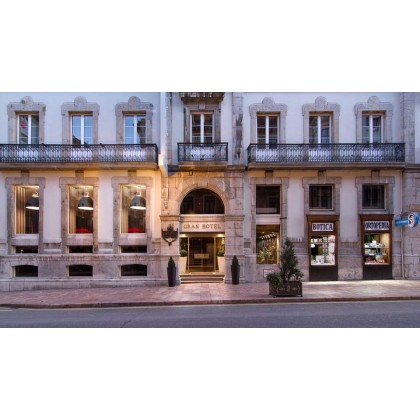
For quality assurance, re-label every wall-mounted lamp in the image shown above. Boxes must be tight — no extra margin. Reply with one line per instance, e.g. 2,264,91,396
130,192,146,210
78,191,94,210
26,192,39,210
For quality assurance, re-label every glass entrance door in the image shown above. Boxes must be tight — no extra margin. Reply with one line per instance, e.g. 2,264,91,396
188,237,215,272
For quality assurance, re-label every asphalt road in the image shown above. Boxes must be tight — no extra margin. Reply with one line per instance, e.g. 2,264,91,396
2,300,420,327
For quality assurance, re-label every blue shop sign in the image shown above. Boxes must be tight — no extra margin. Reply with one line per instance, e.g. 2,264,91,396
395,212,419,228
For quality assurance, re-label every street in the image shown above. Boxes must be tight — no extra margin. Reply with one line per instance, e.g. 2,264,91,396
2,300,420,327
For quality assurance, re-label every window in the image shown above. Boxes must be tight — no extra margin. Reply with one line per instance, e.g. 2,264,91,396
69,265,93,276
256,186,280,214
124,115,146,144
120,245,147,253
15,186,39,234
362,185,385,209
69,186,94,234
309,186,333,209
121,185,146,233
309,115,331,144
18,115,39,144
256,225,280,264
364,233,390,265
72,115,93,145
362,114,383,144
191,113,213,143
121,264,147,276
311,235,336,265
180,189,224,214
15,265,38,277
257,115,278,145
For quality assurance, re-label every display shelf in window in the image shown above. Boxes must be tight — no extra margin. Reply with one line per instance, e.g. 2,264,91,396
364,241,389,264
310,235,336,265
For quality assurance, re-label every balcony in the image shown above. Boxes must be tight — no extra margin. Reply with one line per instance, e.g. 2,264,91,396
247,143,405,168
0,143,159,169
178,142,228,171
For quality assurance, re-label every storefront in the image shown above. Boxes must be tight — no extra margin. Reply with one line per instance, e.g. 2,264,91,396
308,215,339,281
361,215,393,280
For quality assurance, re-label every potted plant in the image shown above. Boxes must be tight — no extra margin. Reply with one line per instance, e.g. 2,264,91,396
267,237,303,297
231,255,240,284
167,256,177,287
217,250,225,274
179,249,188,274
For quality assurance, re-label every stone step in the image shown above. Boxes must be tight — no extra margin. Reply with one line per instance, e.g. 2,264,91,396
180,274,225,284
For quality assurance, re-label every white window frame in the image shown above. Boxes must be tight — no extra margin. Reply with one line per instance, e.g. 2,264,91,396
190,112,213,143
124,114,146,145
309,114,331,145
362,113,383,144
17,114,40,145
257,114,279,145
71,114,93,145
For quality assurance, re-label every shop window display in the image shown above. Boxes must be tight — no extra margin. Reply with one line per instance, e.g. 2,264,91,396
364,233,390,264
310,235,336,265
256,225,280,264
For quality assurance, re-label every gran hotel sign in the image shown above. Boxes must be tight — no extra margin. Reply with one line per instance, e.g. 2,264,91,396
181,221,225,233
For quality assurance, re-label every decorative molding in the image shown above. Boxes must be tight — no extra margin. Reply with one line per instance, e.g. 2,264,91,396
7,96,46,144
249,97,287,144
115,96,154,144
302,96,340,144
354,96,393,143
61,96,100,145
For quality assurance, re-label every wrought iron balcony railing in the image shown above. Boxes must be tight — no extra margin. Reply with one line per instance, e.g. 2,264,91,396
0,143,159,164
178,142,228,162
247,143,405,164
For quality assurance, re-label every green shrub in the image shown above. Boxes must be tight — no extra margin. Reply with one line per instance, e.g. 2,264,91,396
168,257,176,268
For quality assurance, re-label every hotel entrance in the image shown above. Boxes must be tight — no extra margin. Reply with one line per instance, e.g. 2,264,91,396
180,234,225,273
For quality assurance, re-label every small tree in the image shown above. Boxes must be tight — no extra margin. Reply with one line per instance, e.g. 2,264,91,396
278,237,303,282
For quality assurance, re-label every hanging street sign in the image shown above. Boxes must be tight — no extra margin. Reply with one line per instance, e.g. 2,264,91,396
395,212,419,228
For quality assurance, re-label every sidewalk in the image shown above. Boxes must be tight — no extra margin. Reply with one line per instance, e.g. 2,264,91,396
1,280,420,309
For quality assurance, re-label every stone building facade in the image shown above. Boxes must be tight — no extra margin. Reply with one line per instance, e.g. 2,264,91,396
0,92,419,290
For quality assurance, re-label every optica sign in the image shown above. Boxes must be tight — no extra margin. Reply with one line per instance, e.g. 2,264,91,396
395,212,419,228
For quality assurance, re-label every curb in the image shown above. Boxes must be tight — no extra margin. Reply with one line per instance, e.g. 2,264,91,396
1,295,420,309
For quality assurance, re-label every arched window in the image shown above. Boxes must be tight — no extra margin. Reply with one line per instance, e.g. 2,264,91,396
180,189,224,214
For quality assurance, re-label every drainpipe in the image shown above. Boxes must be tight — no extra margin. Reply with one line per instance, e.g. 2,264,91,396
401,169,405,279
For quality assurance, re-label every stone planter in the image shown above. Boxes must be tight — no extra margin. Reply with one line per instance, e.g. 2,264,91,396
269,281,302,297
180,256,187,274
217,256,225,274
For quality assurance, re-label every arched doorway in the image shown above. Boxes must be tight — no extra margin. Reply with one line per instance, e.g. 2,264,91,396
179,189,225,274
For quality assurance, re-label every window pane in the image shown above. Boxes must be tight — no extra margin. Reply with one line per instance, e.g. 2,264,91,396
311,235,336,265
362,185,384,209
136,117,146,144
364,233,390,264
320,116,330,144
203,114,213,143
256,225,280,264
72,116,82,145
15,186,39,234
121,185,146,233
83,116,93,144
19,115,29,144
69,186,93,234
256,186,280,214
31,115,40,144
309,116,317,144
124,116,134,144
309,186,333,209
